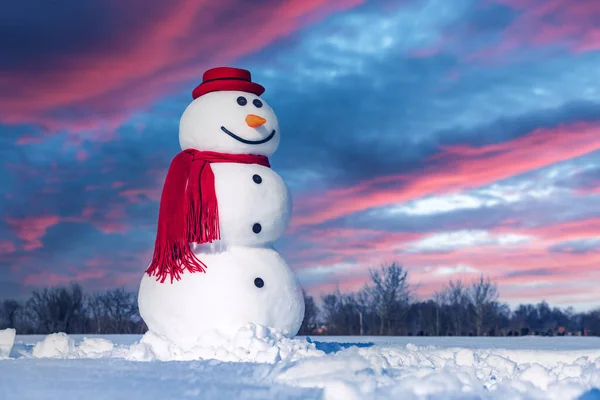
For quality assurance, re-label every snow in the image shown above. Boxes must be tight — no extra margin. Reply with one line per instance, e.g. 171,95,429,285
211,162,292,246
2,330,600,399
125,325,320,363
0,328,15,358
32,332,75,358
31,333,117,359
138,246,305,346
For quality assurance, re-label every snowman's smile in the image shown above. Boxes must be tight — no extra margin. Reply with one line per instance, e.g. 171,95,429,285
220,126,276,145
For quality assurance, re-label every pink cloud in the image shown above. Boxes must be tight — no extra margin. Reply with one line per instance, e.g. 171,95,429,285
64,204,130,234
111,181,126,189
15,135,47,145
6,215,61,251
0,0,364,133
473,0,600,60
76,150,89,162
23,269,108,287
292,122,600,227
576,183,600,195
291,215,600,305
0,241,16,255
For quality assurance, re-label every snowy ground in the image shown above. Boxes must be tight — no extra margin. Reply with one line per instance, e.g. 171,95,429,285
2,330,600,400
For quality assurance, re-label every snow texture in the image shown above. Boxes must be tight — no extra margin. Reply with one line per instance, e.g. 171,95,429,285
211,162,292,246
179,90,280,157
2,330,600,399
0,328,15,359
138,246,305,347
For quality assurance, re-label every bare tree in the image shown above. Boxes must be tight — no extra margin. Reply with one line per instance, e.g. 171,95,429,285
433,292,444,336
365,262,410,335
298,290,319,335
0,300,22,329
355,289,370,336
321,289,361,335
436,280,470,336
468,275,499,336
90,289,139,334
26,283,86,333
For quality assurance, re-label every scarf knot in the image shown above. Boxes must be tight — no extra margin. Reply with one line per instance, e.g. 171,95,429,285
146,149,270,283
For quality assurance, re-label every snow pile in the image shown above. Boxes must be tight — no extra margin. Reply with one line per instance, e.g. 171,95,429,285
32,333,118,359
27,324,322,363
32,333,75,358
0,328,15,359
75,337,116,358
275,348,389,400
10,333,600,399
126,323,323,363
274,342,600,399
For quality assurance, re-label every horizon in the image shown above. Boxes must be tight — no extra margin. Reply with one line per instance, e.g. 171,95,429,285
2,0,600,311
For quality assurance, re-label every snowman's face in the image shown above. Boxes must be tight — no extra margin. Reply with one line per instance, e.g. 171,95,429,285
179,91,280,157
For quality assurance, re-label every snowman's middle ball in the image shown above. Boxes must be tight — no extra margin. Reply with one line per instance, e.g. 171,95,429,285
179,90,280,157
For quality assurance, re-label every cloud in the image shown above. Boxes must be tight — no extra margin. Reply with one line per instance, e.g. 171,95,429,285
404,230,530,253
281,214,600,308
429,264,480,276
246,0,600,194
0,0,364,132
6,215,61,251
0,241,16,256
503,268,554,278
296,262,366,287
484,0,600,54
381,178,560,217
548,238,600,254
23,269,108,287
291,122,600,227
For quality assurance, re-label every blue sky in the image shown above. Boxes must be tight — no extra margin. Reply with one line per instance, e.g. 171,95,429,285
2,0,600,309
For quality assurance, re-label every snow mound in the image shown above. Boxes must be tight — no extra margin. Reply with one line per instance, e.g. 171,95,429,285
76,337,116,358
126,323,323,363
0,328,16,359
32,333,119,359
273,342,600,399
32,333,75,358
28,324,323,363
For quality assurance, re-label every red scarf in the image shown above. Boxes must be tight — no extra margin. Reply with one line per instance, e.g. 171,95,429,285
146,149,270,283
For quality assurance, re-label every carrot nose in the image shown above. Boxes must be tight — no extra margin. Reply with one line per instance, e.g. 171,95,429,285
246,114,267,128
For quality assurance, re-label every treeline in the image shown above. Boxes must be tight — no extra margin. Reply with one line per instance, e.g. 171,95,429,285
2,263,600,336
0,285,146,334
299,263,600,337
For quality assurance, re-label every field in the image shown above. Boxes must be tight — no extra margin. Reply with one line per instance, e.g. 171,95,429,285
2,332,600,399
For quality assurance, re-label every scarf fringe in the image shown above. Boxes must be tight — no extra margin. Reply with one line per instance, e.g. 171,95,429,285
145,149,269,283
146,239,207,283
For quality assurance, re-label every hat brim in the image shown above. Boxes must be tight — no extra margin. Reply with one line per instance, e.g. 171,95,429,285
192,80,265,99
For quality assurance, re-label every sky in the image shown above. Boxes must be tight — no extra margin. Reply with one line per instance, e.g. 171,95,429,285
1,0,600,310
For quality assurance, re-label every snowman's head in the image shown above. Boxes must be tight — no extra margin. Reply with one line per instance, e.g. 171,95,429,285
179,90,280,157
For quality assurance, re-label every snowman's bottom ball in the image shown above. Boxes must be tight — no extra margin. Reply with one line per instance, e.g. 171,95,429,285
138,246,305,346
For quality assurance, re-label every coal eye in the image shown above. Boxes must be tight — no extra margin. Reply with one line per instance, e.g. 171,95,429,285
253,99,263,108
237,96,247,106
254,278,264,288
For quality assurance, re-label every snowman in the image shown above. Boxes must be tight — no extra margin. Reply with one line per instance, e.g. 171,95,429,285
138,67,305,347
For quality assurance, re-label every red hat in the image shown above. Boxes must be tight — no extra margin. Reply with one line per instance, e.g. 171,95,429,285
192,67,265,99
